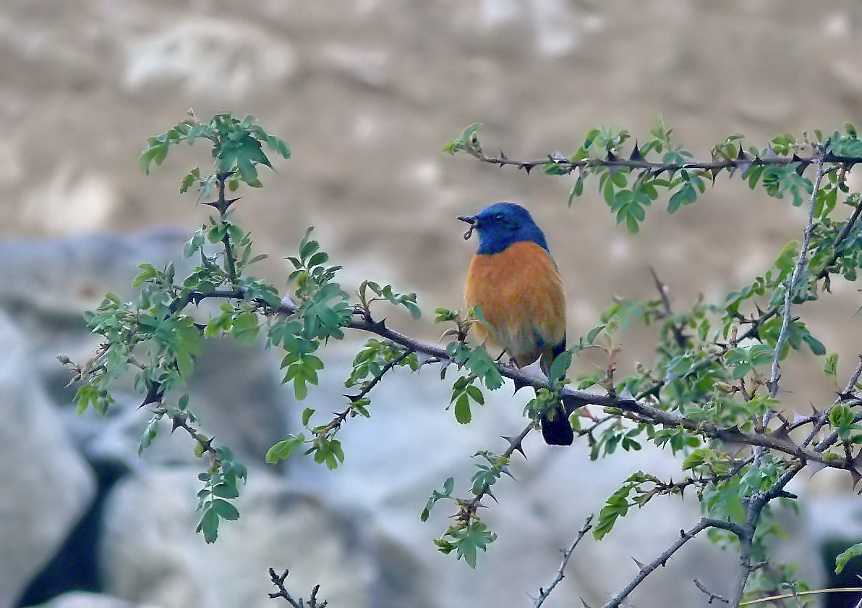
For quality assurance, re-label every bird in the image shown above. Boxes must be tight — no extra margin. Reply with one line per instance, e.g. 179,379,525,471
457,202,574,445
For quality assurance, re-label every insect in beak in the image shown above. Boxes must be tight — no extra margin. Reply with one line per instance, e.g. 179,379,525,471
457,215,476,240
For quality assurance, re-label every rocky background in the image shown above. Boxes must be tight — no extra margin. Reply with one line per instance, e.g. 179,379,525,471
3,1,862,607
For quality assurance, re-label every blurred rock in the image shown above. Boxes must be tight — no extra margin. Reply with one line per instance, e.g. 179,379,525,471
0,312,96,608
31,591,154,608
99,469,380,608
0,231,288,468
120,18,297,99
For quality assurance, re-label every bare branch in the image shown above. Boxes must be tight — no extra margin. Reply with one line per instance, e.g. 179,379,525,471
604,518,745,608
649,266,686,348
534,515,594,608
268,568,327,608
693,578,729,605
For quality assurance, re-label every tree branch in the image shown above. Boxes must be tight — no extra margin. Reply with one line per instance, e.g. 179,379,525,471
768,149,827,400
534,515,594,608
727,461,805,607
603,518,745,608
268,568,327,608
473,148,862,177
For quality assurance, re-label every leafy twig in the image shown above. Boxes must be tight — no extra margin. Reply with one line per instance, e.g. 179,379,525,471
768,148,827,400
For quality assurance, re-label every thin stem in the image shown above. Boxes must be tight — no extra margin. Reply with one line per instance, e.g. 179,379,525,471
768,150,827,400
534,515,594,608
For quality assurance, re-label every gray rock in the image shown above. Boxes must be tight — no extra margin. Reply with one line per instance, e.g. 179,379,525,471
31,591,156,608
0,231,288,468
0,312,96,608
99,469,377,608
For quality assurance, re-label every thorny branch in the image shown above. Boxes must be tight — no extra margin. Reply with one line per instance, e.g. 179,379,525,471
730,150,827,605
534,515,594,608
603,518,746,608
469,141,862,178
768,150,827,401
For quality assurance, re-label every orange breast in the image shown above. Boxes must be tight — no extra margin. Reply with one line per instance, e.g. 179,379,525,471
464,241,566,367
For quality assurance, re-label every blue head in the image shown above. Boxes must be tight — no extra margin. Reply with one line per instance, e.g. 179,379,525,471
457,202,549,255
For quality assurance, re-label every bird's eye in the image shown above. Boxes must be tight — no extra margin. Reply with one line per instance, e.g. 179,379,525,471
494,212,505,222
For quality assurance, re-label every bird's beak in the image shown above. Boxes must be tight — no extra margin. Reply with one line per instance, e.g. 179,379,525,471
457,215,476,240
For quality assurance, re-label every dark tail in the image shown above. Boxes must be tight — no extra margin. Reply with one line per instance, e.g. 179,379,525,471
541,403,573,446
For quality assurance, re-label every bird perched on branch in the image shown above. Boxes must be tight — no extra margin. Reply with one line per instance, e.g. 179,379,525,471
457,202,574,445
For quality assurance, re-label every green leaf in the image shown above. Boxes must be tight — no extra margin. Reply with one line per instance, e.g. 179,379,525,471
132,264,159,287
443,122,482,155
454,394,472,424
824,353,839,379
802,333,826,356
231,311,260,345
196,506,220,543
835,542,862,574
421,477,454,522
569,175,584,206
829,403,854,428
212,498,240,521
265,434,306,464
302,407,315,426
549,349,573,383
453,521,496,568
668,182,697,214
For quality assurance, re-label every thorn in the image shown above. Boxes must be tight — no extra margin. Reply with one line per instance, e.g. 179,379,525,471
791,154,811,175
200,435,214,452
523,164,533,175
768,423,791,443
581,600,594,608
485,487,498,503
736,146,749,161
709,167,720,183
500,465,517,481
631,556,646,569
501,435,527,459
606,150,617,162
171,414,185,433
499,149,507,160
629,142,643,161
140,380,163,408
368,318,387,333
